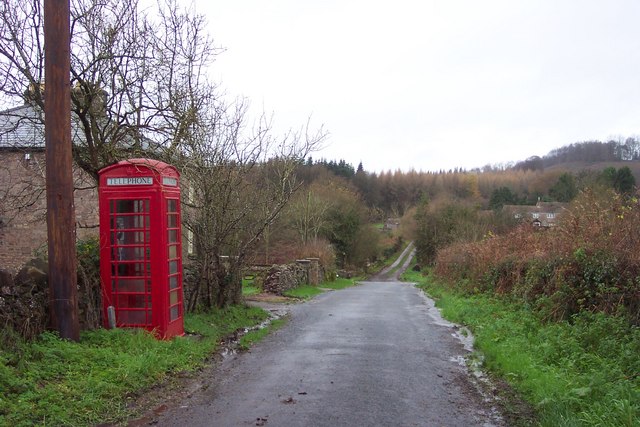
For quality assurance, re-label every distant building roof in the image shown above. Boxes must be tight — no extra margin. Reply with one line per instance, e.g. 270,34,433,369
0,104,45,149
502,201,568,227
0,102,148,152
503,201,566,214
383,218,400,230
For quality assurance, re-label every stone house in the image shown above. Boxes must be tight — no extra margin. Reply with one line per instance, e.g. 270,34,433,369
502,200,568,228
0,103,99,272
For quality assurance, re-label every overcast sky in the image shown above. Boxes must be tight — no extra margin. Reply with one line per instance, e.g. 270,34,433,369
193,0,640,173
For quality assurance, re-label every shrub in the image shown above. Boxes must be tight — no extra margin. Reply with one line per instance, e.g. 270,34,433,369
76,237,102,329
434,189,640,323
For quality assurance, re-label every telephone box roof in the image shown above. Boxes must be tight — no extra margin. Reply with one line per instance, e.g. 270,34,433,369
99,158,180,177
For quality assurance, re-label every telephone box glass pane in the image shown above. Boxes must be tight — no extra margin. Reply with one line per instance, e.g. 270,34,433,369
169,260,178,274
111,199,150,214
116,278,145,292
168,214,178,228
169,275,178,289
170,306,179,322
113,231,146,247
112,247,146,261
168,199,178,213
117,294,147,308
168,245,177,259
168,230,178,243
111,215,148,230
113,262,147,277
170,290,179,305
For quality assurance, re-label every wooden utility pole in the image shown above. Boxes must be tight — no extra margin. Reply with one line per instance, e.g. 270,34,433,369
44,0,80,341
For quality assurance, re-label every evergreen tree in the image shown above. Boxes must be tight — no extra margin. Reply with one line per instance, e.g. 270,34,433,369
614,166,636,195
549,173,578,202
489,187,517,210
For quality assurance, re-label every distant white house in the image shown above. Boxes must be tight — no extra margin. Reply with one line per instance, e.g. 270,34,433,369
502,201,568,228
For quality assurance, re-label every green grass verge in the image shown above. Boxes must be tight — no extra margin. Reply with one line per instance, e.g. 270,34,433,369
0,305,269,426
242,285,261,296
283,284,325,299
402,268,640,426
321,277,361,290
242,276,261,296
283,277,361,299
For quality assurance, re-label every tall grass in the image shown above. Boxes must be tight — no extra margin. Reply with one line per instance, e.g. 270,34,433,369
418,188,640,425
405,270,640,426
0,306,269,426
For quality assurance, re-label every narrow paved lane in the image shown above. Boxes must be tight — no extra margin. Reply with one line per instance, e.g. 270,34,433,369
156,280,502,426
374,241,415,281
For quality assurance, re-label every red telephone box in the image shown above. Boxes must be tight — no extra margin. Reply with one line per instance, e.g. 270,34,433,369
98,158,184,339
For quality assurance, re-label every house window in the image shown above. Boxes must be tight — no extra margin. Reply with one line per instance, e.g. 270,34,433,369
547,213,555,219
514,213,522,219
532,213,540,219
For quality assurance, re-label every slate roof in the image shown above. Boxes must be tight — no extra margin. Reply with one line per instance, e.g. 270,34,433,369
0,103,105,150
0,104,45,149
0,103,154,153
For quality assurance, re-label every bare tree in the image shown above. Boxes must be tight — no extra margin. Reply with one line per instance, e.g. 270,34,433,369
287,181,335,246
178,99,327,309
0,0,218,179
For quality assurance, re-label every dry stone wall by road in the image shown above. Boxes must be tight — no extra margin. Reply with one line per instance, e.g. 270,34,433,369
261,258,324,295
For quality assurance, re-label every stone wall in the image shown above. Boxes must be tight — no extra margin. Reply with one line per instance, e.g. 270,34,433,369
0,255,102,338
261,258,325,295
0,258,49,339
306,258,322,285
243,265,271,288
263,263,307,295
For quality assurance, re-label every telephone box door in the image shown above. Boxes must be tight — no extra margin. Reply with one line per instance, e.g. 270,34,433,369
107,198,152,328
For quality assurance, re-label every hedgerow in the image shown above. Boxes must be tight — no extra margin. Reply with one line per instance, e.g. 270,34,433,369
434,189,640,324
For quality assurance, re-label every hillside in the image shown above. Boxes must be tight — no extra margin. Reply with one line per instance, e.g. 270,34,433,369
544,160,640,181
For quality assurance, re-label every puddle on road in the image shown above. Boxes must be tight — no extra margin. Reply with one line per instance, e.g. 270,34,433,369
219,307,289,360
418,289,505,426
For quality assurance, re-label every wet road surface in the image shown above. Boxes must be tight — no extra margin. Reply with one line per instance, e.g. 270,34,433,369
154,278,503,427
